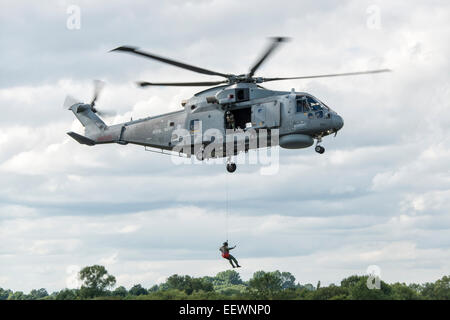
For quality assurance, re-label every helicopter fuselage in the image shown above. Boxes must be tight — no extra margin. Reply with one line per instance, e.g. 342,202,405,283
71,83,344,161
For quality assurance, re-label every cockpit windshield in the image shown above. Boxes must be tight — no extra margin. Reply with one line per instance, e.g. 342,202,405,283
318,99,332,112
296,95,331,119
307,96,322,111
297,95,330,111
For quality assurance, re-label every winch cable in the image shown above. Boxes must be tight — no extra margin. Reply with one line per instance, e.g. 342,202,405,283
225,172,229,242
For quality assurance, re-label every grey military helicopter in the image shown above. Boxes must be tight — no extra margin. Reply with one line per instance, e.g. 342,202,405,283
65,37,390,173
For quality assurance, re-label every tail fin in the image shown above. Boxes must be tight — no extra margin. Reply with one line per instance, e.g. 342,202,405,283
67,103,107,136
66,100,108,145
64,81,116,146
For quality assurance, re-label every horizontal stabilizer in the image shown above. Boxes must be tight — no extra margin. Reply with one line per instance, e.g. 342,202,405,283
67,131,96,146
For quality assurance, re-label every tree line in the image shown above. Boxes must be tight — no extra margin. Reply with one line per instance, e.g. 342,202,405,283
1,265,449,300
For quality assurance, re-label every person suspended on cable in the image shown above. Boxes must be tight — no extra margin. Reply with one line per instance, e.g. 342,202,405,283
220,241,241,268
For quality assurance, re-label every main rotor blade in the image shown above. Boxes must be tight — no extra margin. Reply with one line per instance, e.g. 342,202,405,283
137,80,229,87
262,69,392,82
248,37,290,78
111,46,230,78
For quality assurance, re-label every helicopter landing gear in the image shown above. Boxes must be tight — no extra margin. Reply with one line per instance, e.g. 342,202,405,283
195,145,205,161
315,145,325,154
315,137,325,154
226,163,237,173
195,150,205,161
226,156,236,173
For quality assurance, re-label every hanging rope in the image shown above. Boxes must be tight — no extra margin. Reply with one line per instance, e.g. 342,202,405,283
225,173,228,241
225,171,229,242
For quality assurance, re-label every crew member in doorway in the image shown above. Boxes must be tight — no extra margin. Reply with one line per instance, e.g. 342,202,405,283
226,111,235,130
220,241,241,268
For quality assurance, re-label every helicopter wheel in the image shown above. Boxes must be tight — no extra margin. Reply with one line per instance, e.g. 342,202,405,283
226,163,237,173
315,145,325,154
195,151,205,161
195,148,205,161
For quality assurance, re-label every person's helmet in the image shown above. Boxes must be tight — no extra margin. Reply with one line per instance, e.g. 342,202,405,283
223,241,228,246
226,111,230,115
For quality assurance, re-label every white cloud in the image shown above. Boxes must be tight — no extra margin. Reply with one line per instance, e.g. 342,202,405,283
99,253,119,266
65,265,81,289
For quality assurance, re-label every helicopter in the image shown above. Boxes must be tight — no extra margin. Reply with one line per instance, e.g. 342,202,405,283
65,37,390,173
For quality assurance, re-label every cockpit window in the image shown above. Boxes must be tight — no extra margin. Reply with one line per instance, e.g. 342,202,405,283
296,97,310,113
307,96,322,111
319,100,331,111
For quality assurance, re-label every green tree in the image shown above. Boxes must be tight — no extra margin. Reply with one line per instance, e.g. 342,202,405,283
214,270,243,286
139,289,188,300
341,275,363,288
309,284,349,300
420,282,435,299
421,275,450,300
148,284,159,292
29,288,48,300
301,283,315,291
7,291,25,300
4,270,448,300
190,290,227,300
391,283,421,300
129,284,148,296
408,283,423,295
247,271,283,299
166,275,186,291
112,286,128,297
215,285,247,296
55,289,79,300
0,288,12,300
78,265,116,298
194,278,213,293
348,276,392,300
280,272,296,289
165,275,213,295
433,275,450,300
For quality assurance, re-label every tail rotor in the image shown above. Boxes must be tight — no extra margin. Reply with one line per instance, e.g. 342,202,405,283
63,80,116,117
90,79,105,112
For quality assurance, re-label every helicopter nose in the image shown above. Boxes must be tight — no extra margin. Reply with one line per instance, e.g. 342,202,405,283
333,114,344,131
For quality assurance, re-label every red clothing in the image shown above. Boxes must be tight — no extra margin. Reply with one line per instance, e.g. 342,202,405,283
220,245,232,259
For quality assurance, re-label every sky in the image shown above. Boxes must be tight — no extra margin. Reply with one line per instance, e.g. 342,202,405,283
1,0,450,292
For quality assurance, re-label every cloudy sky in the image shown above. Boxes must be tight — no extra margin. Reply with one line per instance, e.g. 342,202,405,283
1,0,450,292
